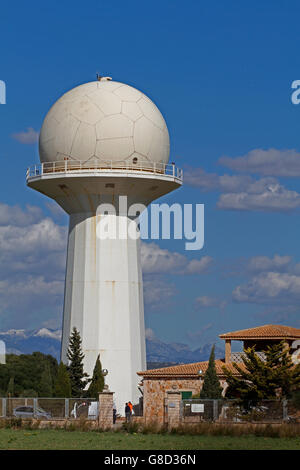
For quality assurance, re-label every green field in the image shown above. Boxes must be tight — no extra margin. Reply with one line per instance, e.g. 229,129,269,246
0,429,299,450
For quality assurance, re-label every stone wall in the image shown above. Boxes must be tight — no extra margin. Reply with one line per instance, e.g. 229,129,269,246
143,378,201,424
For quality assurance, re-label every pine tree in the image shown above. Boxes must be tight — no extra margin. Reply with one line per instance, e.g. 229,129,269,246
222,340,300,402
87,355,105,398
7,377,14,396
200,345,223,399
67,327,89,397
39,363,53,397
54,362,71,397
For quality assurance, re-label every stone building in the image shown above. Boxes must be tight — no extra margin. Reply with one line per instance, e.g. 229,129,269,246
137,360,239,424
137,324,300,423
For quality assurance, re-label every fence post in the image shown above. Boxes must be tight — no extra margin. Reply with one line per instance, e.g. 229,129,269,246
213,400,218,421
98,392,114,429
65,398,69,418
33,398,37,419
2,398,6,418
282,399,288,421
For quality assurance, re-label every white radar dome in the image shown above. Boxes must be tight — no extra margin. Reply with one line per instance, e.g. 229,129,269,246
39,80,170,165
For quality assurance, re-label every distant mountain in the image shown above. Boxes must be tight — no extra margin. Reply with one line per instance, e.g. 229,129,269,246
0,328,224,366
0,328,61,360
146,337,224,364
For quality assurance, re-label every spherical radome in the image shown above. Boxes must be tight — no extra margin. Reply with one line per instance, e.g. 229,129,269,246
39,81,170,165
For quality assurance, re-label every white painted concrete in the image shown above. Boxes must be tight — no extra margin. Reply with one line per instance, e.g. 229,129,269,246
39,81,170,166
29,79,180,414
27,170,181,414
61,211,146,414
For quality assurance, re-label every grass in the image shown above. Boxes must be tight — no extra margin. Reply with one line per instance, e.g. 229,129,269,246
0,428,300,450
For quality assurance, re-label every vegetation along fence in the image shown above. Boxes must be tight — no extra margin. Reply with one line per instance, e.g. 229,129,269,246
182,399,300,424
0,398,98,420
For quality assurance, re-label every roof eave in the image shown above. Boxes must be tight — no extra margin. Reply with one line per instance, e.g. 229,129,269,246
219,335,299,340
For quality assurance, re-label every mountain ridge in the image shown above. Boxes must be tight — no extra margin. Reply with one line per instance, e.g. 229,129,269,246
0,328,224,365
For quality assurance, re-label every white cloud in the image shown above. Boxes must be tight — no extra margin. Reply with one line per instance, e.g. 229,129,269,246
0,217,67,280
187,323,213,342
246,255,292,274
145,328,156,340
143,279,176,306
196,296,217,307
0,329,26,337
45,202,66,219
0,276,63,300
219,148,300,177
141,242,213,310
11,127,39,144
0,203,43,226
184,166,281,194
185,166,300,212
141,241,212,275
223,254,295,278
195,296,216,307
232,272,300,305
0,204,212,326
0,218,67,253
0,204,67,329
217,184,300,212
195,295,227,310
0,274,64,331
34,328,62,341
184,167,257,192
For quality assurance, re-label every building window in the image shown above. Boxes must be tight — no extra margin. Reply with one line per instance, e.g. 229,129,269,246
181,391,192,399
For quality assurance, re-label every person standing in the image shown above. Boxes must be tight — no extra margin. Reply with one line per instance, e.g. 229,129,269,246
113,400,117,424
125,402,131,422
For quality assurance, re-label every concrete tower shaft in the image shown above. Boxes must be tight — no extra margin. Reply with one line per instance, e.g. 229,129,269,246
27,162,182,413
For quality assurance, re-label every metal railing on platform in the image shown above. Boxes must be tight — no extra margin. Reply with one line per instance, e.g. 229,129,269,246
26,160,183,181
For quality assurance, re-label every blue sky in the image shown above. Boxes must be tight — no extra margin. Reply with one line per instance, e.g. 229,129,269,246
1,0,300,352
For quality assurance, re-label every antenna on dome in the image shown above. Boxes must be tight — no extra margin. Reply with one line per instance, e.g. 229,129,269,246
96,73,112,82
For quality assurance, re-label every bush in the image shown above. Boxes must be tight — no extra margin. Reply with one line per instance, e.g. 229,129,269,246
122,421,140,433
5,417,22,428
291,390,300,410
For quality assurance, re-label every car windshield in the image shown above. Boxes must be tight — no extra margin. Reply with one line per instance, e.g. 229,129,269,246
36,407,47,413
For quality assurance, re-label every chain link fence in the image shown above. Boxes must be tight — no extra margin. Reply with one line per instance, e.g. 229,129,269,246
182,399,299,424
0,398,98,420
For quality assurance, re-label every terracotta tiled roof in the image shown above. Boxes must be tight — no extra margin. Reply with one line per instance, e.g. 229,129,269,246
138,360,243,378
219,324,300,341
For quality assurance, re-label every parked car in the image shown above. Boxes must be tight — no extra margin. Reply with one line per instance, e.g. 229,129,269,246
13,406,51,420
70,401,99,419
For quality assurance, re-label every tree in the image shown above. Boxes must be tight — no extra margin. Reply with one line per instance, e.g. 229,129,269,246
67,327,89,397
222,341,300,403
0,353,58,397
199,345,223,399
54,362,71,397
7,377,14,396
39,363,53,397
20,389,38,397
87,355,105,398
